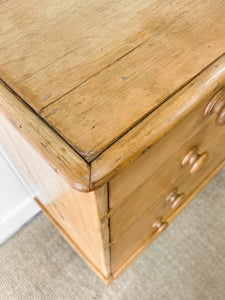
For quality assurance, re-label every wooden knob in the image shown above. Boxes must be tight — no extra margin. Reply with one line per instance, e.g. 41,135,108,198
165,189,185,209
204,88,225,126
152,219,168,233
182,146,208,174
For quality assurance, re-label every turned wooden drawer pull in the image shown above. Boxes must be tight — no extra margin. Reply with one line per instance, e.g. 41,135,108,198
204,88,225,126
165,189,185,209
182,146,209,174
152,219,168,233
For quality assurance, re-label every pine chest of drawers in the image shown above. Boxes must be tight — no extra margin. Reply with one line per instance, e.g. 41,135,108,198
0,0,225,284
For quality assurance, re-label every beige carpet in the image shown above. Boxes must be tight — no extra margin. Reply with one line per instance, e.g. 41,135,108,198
0,168,225,300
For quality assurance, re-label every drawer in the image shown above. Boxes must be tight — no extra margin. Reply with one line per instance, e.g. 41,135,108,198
110,119,225,242
110,90,225,274
109,87,225,210
111,159,224,278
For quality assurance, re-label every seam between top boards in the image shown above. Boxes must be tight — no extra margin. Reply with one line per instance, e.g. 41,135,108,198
38,8,190,114
0,77,90,166
0,0,218,168
88,52,225,163
1,51,225,191
2,50,224,165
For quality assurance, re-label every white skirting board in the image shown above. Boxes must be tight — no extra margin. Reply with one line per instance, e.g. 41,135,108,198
0,148,40,245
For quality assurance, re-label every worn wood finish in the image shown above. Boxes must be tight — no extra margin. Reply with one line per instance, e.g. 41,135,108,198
112,159,225,279
111,155,225,275
1,0,225,285
0,0,225,164
0,0,197,111
0,114,110,283
0,0,225,191
0,81,90,191
91,54,225,190
109,115,225,244
41,0,225,161
108,69,225,210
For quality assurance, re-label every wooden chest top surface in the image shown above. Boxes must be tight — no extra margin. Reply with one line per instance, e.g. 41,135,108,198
1,0,225,190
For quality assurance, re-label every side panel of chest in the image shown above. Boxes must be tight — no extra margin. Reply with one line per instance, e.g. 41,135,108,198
0,113,111,283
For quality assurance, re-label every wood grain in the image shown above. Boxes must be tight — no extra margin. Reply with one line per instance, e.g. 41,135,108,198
42,0,225,160
1,0,225,284
0,114,110,281
0,81,90,191
91,54,225,190
0,0,198,111
108,83,225,210
1,0,225,191
112,159,225,279
111,148,225,274
109,116,225,243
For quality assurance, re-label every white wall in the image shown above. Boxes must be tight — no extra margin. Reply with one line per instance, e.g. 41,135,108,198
0,147,40,245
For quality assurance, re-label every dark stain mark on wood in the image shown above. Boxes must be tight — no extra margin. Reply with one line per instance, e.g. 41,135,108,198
115,167,120,172
44,108,57,118
142,146,151,154
9,119,17,127
41,142,47,148
40,95,50,102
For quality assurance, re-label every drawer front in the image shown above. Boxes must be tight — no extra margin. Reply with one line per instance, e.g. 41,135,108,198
109,86,225,210
110,89,225,274
111,158,225,275
110,119,225,242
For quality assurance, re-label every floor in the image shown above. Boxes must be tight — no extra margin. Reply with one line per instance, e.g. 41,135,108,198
0,168,224,300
